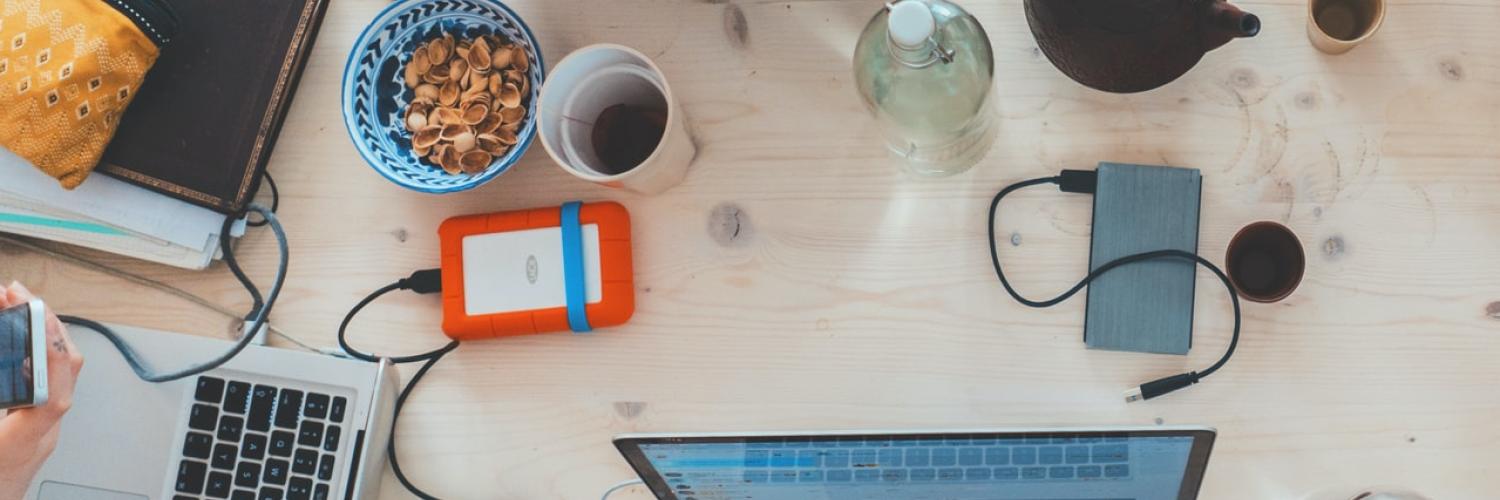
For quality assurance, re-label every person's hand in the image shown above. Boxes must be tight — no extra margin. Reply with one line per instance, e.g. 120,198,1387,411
0,282,84,499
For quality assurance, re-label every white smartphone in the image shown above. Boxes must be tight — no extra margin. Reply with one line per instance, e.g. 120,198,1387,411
0,300,47,410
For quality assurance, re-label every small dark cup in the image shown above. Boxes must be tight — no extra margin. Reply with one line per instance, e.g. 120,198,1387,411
1225,221,1305,303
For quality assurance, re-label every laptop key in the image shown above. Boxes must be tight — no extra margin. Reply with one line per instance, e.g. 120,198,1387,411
322,425,340,452
206,471,233,498
1066,445,1090,464
1049,466,1074,479
293,449,318,475
1039,446,1064,465
224,381,251,414
241,433,267,461
937,468,963,481
298,421,324,448
328,397,347,423
176,460,208,494
1105,464,1130,477
190,404,220,431
1078,465,1102,478
1092,444,1129,463
270,431,296,457
263,459,290,485
994,467,1019,480
233,490,256,500
286,477,313,500
219,415,245,443
1022,466,1047,480
312,484,329,500
275,390,303,429
235,461,262,488
196,376,225,403
249,385,277,432
958,447,983,466
212,444,239,470
184,432,214,459
258,486,284,500
303,393,330,420
317,454,335,481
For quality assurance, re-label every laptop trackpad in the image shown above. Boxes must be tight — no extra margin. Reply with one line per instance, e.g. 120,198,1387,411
37,482,147,500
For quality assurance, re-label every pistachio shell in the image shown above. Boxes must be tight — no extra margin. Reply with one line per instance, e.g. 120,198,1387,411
435,106,462,126
461,102,488,124
490,46,512,70
468,45,492,73
412,47,431,73
441,144,464,174
500,120,521,134
511,46,529,73
455,45,469,61
499,105,524,124
404,59,421,88
449,58,468,84
439,123,468,141
428,39,450,67
498,82,521,109
476,112,503,134
438,80,459,106
413,141,431,157
495,125,518,145
452,131,476,153
427,108,441,127
476,134,504,155
414,83,439,101
422,64,449,84
412,125,442,149
459,150,492,174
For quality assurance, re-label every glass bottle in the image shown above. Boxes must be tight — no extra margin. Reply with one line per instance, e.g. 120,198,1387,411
853,0,996,177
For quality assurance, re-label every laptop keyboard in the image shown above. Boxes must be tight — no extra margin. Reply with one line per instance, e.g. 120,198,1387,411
173,376,347,500
739,436,1132,485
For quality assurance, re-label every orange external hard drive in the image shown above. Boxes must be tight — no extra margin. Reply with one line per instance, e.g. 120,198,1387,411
438,201,634,339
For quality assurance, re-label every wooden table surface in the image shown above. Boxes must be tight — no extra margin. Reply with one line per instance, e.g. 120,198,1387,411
4,0,1499,498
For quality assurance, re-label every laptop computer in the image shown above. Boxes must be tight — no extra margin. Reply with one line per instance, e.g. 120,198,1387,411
25,323,400,500
615,426,1215,500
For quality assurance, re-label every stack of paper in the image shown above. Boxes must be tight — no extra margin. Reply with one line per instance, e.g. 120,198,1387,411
0,149,237,270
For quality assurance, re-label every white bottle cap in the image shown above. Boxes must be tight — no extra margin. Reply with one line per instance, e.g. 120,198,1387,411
887,1,935,50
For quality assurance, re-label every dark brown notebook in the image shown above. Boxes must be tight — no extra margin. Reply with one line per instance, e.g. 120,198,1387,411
98,0,329,214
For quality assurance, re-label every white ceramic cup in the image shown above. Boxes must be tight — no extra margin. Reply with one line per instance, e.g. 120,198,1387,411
538,44,695,195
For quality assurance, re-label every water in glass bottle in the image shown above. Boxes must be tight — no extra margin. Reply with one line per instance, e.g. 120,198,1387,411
853,0,996,176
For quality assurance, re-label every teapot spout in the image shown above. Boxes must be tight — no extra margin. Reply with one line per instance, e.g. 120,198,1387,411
1201,1,1260,51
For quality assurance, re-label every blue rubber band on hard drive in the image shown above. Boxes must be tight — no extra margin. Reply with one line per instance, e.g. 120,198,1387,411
561,201,592,333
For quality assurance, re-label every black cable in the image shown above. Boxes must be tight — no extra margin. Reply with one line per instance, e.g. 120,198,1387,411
987,174,1242,401
337,270,447,364
59,203,289,382
247,172,279,228
386,340,459,500
335,269,454,499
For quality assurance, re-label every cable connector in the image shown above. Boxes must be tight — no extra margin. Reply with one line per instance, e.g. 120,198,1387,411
1125,372,1200,403
1057,169,1098,194
397,269,443,295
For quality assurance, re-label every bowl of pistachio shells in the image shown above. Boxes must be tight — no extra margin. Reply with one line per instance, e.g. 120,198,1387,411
342,0,542,193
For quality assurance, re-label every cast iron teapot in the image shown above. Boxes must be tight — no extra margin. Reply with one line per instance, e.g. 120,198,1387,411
1025,0,1260,93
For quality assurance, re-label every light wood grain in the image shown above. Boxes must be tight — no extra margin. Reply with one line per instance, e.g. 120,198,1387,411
4,0,1500,498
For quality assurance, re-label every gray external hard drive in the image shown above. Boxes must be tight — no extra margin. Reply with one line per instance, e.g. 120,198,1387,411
1084,163,1202,355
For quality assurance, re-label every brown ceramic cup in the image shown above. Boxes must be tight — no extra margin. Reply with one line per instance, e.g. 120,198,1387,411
1308,0,1385,54
1225,221,1305,303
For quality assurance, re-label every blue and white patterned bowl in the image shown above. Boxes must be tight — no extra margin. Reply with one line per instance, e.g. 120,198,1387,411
342,0,544,193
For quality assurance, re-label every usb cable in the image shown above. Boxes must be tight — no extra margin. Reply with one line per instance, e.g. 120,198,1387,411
987,170,1242,402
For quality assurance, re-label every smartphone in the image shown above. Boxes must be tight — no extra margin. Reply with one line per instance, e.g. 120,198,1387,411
0,300,47,410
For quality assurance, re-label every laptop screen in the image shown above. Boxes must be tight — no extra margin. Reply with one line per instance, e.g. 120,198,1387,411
616,429,1215,500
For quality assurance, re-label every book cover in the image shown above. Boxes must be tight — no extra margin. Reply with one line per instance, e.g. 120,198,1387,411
98,0,329,214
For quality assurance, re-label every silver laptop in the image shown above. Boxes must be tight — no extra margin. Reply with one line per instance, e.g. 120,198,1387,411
615,426,1216,500
26,323,400,500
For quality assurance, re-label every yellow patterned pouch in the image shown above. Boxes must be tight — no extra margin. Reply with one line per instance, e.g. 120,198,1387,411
0,0,177,189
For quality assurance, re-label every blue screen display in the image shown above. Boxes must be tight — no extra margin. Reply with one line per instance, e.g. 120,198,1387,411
0,303,34,407
638,434,1195,500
